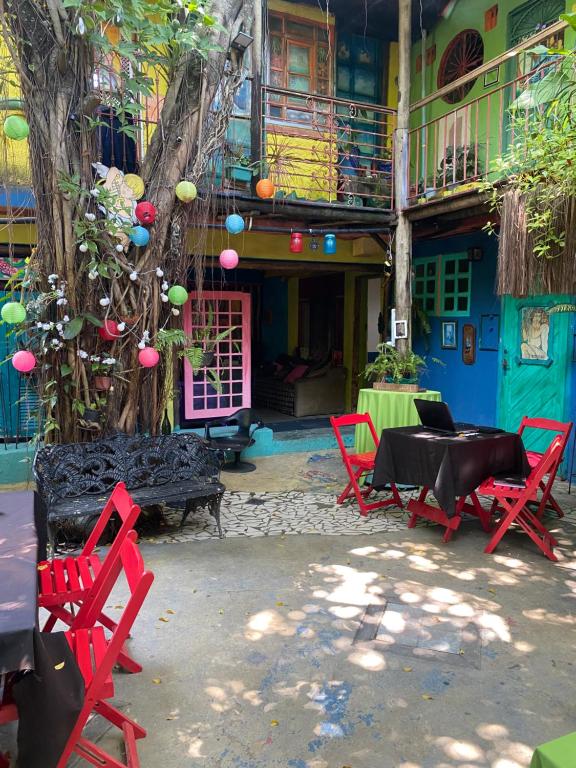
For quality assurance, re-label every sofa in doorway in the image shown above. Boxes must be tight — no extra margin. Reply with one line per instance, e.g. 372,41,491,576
253,366,347,418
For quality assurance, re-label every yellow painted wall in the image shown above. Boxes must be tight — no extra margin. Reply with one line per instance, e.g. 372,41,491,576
387,42,399,110
268,0,334,25
0,43,31,186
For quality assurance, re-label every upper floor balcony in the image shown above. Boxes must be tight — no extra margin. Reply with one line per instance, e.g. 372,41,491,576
406,18,569,209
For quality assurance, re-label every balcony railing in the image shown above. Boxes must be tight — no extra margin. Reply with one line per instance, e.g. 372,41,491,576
407,20,568,206
256,86,396,210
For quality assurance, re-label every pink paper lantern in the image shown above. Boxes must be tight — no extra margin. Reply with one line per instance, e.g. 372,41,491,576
12,350,36,373
219,248,239,270
138,347,160,368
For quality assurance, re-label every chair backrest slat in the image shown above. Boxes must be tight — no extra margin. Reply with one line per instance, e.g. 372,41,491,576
73,486,141,629
526,436,564,488
82,481,136,557
330,413,379,459
87,536,154,702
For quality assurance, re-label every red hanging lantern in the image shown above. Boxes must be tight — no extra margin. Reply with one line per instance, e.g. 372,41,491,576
98,319,120,341
135,201,157,225
290,232,303,254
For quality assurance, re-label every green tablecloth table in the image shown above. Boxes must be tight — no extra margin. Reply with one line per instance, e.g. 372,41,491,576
530,733,576,768
355,388,442,453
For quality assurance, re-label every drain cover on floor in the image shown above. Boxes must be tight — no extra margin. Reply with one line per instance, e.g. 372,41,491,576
354,600,482,668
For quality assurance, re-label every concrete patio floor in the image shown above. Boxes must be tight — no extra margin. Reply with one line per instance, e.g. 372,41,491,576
102,452,576,768
2,450,576,767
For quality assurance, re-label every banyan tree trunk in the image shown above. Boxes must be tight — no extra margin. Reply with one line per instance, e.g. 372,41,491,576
2,0,250,442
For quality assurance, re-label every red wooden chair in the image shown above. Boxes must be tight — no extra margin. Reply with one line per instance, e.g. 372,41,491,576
330,413,402,516
478,436,564,561
1,535,154,767
517,417,572,518
38,482,143,673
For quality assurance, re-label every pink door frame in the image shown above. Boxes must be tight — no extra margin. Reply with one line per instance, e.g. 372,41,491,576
183,291,251,420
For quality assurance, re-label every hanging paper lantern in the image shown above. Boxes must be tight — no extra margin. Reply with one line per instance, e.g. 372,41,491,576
324,233,337,255
123,174,145,200
219,249,239,270
135,201,157,225
175,181,197,203
1,302,27,324
12,350,36,373
167,285,189,305
256,179,275,199
225,214,245,235
138,347,160,368
98,319,120,341
3,115,29,141
129,226,150,247
290,232,303,254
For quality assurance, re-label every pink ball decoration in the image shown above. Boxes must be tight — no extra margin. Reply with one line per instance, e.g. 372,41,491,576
138,347,160,368
12,350,36,373
98,319,120,341
219,248,239,270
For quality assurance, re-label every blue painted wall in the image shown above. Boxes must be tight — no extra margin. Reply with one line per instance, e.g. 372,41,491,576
413,232,501,426
261,277,288,361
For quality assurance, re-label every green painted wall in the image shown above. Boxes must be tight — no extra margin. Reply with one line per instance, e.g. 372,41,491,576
409,0,574,191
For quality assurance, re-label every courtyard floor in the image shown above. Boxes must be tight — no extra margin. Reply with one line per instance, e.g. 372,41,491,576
3,450,576,767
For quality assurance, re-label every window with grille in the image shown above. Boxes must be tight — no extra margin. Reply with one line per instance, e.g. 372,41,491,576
183,292,251,420
413,254,471,317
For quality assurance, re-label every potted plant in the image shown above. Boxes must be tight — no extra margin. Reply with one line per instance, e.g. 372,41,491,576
90,356,116,391
224,147,254,185
362,343,430,392
436,145,483,189
157,304,237,394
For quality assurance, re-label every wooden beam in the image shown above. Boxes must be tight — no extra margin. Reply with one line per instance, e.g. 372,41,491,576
393,0,412,354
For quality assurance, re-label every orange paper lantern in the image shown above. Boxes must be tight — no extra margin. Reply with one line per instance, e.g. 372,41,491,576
256,178,275,199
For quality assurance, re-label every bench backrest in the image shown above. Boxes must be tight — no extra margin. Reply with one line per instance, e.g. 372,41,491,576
34,432,221,505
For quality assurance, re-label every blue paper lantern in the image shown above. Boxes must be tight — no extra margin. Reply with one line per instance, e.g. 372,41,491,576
225,214,245,235
324,233,337,255
130,226,150,247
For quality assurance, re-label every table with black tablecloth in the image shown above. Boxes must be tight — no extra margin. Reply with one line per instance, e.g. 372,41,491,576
373,427,530,539
0,491,84,768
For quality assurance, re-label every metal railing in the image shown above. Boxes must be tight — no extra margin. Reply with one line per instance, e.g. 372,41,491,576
407,21,568,205
256,85,396,210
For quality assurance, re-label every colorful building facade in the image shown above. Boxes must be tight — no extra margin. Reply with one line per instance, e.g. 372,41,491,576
1,0,575,462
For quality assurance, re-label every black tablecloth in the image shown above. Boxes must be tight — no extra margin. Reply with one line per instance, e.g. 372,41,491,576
0,491,83,768
373,427,530,518
0,492,40,674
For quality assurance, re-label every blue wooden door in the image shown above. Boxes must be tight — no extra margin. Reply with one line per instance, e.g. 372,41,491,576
498,295,573,456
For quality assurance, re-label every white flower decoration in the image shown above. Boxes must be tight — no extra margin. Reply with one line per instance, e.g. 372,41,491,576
129,271,138,281
99,297,110,307
156,268,164,277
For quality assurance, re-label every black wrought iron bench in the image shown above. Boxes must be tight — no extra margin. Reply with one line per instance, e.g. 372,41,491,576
33,432,226,544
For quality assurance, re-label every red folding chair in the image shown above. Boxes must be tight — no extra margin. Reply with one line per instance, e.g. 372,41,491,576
1,535,154,767
330,413,402,516
38,482,143,673
478,436,563,561
517,417,573,518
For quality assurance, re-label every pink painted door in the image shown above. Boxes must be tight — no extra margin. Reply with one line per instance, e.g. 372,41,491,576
183,291,251,420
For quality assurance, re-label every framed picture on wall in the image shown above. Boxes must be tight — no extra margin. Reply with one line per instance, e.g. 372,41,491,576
394,320,408,340
441,321,457,349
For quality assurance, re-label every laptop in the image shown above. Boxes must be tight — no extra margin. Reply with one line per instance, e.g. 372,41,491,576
414,399,503,436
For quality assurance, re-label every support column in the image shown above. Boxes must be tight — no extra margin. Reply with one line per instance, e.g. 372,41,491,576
394,0,413,354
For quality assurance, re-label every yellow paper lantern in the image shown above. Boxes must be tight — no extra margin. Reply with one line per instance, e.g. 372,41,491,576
123,174,145,200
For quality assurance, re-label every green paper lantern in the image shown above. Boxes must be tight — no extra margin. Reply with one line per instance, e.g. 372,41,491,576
167,285,188,305
3,115,29,141
1,302,27,324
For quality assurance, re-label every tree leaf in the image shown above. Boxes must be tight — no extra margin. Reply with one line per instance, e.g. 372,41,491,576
63,316,84,339
84,313,104,327
60,364,73,377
